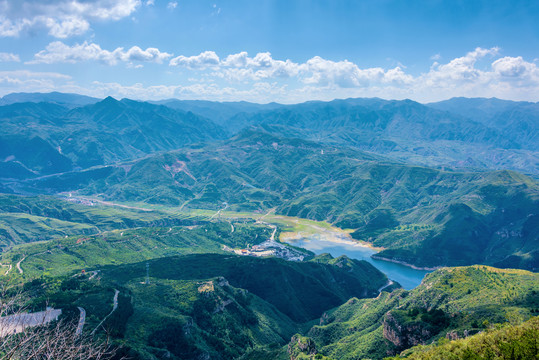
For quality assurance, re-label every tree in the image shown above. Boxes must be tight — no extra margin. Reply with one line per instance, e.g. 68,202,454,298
0,280,119,360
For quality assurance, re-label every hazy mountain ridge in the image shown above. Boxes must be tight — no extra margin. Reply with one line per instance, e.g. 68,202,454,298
428,97,539,151
226,98,538,175
2,92,537,174
0,92,101,108
0,96,227,175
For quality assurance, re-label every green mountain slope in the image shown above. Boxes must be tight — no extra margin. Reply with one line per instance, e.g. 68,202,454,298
3,222,272,277
0,97,226,172
224,98,538,175
0,193,214,248
9,130,538,270
5,221,388,359
386,315,539,360
17,262,300,360
284,266,538,360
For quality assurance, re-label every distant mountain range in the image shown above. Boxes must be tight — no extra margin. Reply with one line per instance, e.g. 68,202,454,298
0,92,537,271
1,92,537,176
0,91,100,108
0,96,225,174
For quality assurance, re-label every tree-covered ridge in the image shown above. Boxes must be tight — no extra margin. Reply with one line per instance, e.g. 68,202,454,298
3,222,387,359
285,266,539,360
1,222,273,277
7,130,537,270
1,94,537,178
0,97,225,174
386,315,539,360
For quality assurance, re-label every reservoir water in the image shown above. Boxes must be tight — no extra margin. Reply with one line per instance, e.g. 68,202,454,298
290,236,432,290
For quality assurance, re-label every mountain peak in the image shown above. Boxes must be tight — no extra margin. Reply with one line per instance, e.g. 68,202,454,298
102,96,119,103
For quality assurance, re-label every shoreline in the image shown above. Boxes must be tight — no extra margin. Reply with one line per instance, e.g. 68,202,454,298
371,255,441,271
280,231,386,252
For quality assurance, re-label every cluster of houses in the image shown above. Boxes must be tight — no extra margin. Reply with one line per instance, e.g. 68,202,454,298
223,239,306,261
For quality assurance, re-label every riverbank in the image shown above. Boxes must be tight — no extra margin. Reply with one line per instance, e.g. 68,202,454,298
371,255,442,271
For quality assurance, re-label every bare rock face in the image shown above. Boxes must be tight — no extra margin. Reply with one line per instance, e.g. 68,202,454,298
382,311,434,353
287,334,317,360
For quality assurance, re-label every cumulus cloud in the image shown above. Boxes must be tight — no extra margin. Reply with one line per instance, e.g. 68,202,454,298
0,0,141,38
167,1,178,10
176,51,408,87
492,56,539,80
91,80,287,102
7,46,539,103
0,52,20,62
29,41,172,65
422,47,499,87
302,57,372,87
169,51,220,68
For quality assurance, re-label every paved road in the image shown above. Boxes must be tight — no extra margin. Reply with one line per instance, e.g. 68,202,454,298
88,270,99,280
377,280,395,294
91,289,119,335
0,263,12,276
210,203,229,220
75,307,86,336
16,256,26,274
0,308,62,337
16,251,50,275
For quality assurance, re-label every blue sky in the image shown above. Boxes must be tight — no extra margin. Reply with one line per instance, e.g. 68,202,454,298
0,0,537,103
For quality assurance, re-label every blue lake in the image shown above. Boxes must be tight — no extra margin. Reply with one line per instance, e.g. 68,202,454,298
291,237,432,290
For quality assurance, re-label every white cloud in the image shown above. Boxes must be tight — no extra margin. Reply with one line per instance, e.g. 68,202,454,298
421,47,499,89
120,46,171,63
174,51,409,87
0,52,20,62
164,48,539,102
167,1,178,10
90,80,287,102
5,47,539,103
169,51,220,68
492,56,538,80
0,70,72,96
0,70,71,80
212,4,221,16
302,57,370,87
0,0,141,38
146,0,155,5
29,41,172,65
46,17,90,38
